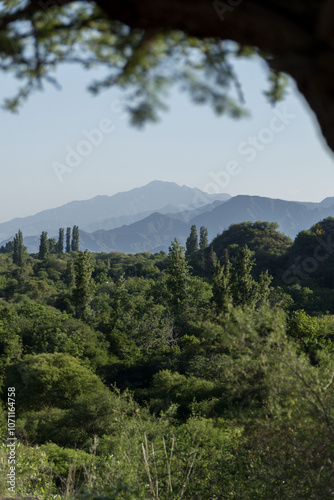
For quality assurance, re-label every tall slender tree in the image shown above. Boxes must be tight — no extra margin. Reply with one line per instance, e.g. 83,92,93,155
65,258,75,287
13,230,24,266
38,231,49,260
211,258,232,313
66,227,71,253
199,226,209,272
207,245,218,271
199,226,209,250
57,228,64,254
185,225,198,257
72,250,93,319
71,225,80,252
166,238,190,319
232,245,258,307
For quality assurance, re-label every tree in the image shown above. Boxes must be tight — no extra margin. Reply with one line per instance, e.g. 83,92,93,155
39,231,49,260
166,238,190,318
207,245,218,271
185,225,198,257
199,226,209,271
72,250,93,319
199,227,209,251
64,258,75,287
57,228,64,254
66,227,71,253
48,238,57,254
71,225,80,252
211,258,232,313
2,2,334,153
231,245,272,308
0,240,14,253
13,230,24,266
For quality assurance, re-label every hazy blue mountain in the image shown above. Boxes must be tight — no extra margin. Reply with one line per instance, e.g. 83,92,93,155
319,197,334,208
77,196,334,252
190,195,334,240
3,189,334,254
165,199,227,223
0,181,230,241
82,199,228,232
79,213,189,254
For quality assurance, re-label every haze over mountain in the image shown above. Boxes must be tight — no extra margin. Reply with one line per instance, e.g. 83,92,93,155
191,195,329,240
0,181,230,241
2,182,334,254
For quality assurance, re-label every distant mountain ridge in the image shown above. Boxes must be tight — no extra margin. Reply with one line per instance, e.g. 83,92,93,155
1,182,334,254
191,195,328,240
0,181,230,241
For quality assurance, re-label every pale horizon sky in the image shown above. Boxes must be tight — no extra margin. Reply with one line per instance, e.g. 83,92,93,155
0,55,333,223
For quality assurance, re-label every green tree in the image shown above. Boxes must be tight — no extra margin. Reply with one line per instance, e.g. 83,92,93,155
72,250,93,319
71,225,80,252
0,240,14,253
211,258,232,313
199,226,209,251
38,231,49,260
66,227,71,253
13,230,25,267
231,245,272,308
57,228,64,254
64,258,75,287
207,244,218,271
199,226,209,272
111,274,127,328
186,225,198,257
48,238,57,254
166,238,190,318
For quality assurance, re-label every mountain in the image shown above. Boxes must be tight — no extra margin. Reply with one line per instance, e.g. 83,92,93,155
191,195,334,240
319,197,334,208
165,199,227,223
3,187,334,254
79,213,189,254
15,213,188,254
0,181,230,241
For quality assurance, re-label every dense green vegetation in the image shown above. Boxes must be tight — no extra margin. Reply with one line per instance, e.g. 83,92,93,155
1,219,334,499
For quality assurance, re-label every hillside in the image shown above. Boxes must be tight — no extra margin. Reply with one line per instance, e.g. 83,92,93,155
79,213,189,254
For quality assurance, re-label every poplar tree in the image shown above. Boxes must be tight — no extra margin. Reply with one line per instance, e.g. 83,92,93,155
211,258,232,313
208,245,218,271
72,250,93,319
39,231,49,260
166,238,190,318
13,230,24,266
199,226,209,271
65,259,75,287
199,226,209,250
185,225,198,257
71,225,80,252
231,245,258,307
57,228,64,254
66,227,71,253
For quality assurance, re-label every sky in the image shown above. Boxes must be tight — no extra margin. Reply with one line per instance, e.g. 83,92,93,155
0,54,334,223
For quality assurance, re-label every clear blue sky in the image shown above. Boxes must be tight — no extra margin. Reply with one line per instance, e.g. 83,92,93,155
0,56,333,223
